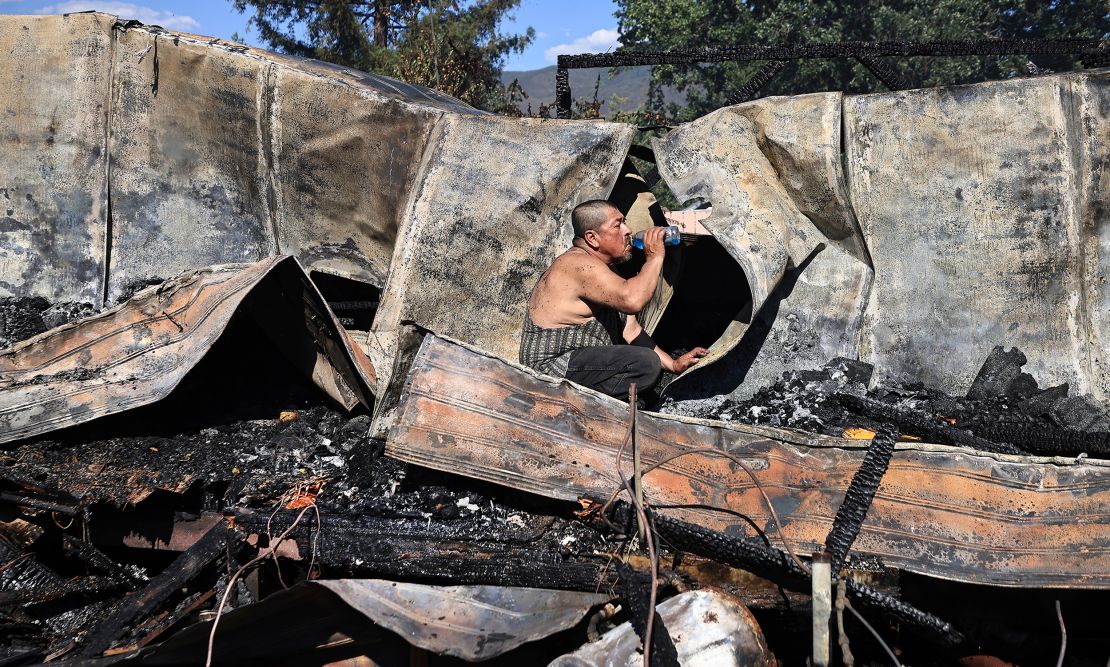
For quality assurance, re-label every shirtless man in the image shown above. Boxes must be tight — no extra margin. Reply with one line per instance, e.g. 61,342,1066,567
519,199,708,399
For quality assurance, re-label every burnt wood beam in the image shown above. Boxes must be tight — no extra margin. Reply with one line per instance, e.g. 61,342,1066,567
555,67,571,119
79,522,240,657
727,59,788,105
557,39,1107,70
855,54,910,91
555,38,1108,117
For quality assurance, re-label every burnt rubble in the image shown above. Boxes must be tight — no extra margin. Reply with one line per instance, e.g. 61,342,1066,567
2,290,1110,664
663,346,1110,459
0,297,98,350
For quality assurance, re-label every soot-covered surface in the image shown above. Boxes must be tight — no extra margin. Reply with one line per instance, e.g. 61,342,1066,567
0,400,616,660
3,404,608,549
0,296,98,350
661,346,1110,459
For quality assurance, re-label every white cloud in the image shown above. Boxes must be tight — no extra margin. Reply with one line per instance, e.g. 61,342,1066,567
37,2,200,31
544,28,620,63
536,31,548,40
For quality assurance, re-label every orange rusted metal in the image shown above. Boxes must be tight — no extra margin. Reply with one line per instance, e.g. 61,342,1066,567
385,335,1110,589
0,256,376,446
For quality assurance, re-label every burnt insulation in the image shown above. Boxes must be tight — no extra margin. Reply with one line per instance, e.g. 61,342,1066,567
823,427,897,575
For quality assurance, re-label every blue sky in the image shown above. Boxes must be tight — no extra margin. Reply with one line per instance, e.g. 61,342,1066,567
0,0,620,71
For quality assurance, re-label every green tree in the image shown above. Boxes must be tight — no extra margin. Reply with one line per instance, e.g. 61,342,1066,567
616,0,1110,120
232,0,534,111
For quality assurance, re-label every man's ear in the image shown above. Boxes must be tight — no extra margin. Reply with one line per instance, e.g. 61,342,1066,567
583,229,600,249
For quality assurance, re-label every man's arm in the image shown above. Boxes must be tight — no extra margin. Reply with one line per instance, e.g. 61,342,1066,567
572,227,668,314
622,315,708,374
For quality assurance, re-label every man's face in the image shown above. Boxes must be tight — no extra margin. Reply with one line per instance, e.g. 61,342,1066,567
586,208,631,264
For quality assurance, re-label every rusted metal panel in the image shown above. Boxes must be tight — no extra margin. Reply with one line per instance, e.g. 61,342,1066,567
846,71,1110,399
372,115,635,375
386,336,1110,589
0,256,375,446
0,13,112,302
654,93,873,399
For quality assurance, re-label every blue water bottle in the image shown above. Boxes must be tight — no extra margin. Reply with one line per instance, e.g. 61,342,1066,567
631,225,681,250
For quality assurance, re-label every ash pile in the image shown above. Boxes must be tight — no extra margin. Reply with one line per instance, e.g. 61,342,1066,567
664,346,1110,460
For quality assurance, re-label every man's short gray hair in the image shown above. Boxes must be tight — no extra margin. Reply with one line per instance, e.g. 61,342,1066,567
571,200,618,239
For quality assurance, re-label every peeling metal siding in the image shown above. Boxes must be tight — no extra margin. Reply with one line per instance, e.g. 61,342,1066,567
387,336,1110,589
268,66,441,288
655,94,872,398
0,256,375,445
0,14,485,307
107,28,275,301
373,114,636,373
1070,70,1110,401
0,14,113,302
847,71,1110,398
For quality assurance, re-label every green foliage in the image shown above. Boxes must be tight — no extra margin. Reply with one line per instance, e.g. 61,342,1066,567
232,0,533,112
615,0,1110,120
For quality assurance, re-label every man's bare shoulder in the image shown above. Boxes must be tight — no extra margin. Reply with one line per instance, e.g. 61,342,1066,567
550,248,606,278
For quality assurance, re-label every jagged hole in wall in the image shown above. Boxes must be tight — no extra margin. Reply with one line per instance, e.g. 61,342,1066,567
309,271,380,332
653,234,751,354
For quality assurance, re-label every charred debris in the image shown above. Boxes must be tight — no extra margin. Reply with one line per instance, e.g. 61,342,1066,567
1,285,1109,666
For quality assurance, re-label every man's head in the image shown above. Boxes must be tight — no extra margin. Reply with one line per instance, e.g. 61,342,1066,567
572,200,631,264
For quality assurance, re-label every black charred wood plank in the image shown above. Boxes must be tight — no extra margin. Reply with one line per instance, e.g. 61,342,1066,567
603,501,967,648
0,575,121,605
823,428,897,574
79,522,238,657
61,534,145,591
837,393,1025,456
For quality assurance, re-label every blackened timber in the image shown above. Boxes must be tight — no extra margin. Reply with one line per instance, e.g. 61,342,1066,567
61,533,146,590
599,501,968,648
79,522,238,657
854,54,910,91
836,393,1024,455
823,428,897,575
556,39,1107,69
727,60,787,105
0,575,121,605
230,510,615,592
554,38,1107,116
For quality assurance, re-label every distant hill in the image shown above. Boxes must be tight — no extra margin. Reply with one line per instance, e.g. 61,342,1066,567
500,65,684,117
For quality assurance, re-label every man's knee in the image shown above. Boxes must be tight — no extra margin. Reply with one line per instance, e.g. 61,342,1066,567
627,347,662,387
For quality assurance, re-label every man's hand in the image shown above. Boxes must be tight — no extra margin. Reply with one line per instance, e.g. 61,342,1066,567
672,347,709,374
639,226,667,260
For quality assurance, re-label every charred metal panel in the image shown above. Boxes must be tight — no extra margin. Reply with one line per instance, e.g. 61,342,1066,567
1069,69,1110,401
846,73,1104,397
0,14,112,302
106,27,274,302
654,94,872,398
0,256,375,445
268,66,446,287
387,336,1110,588
373,115,635,368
